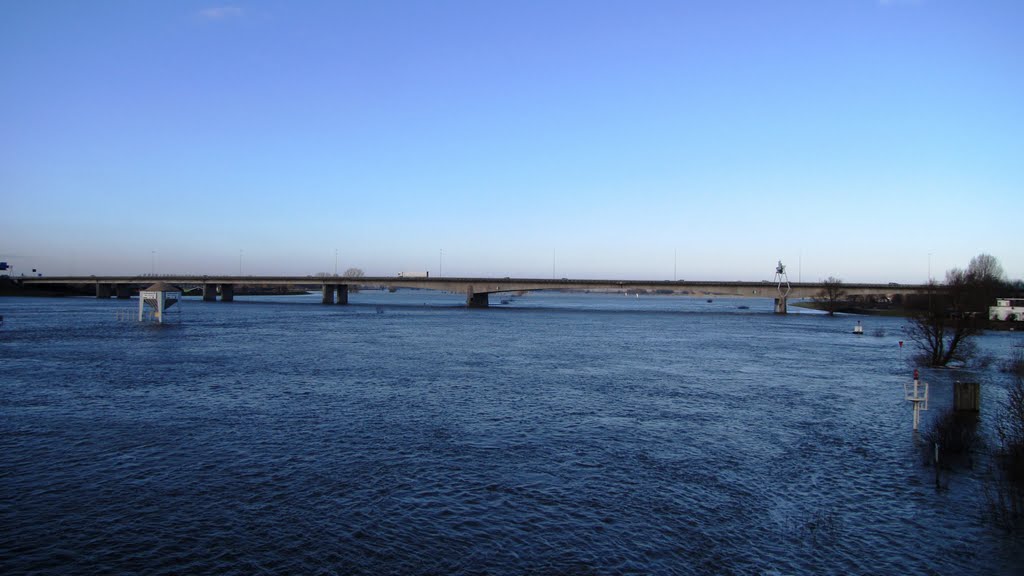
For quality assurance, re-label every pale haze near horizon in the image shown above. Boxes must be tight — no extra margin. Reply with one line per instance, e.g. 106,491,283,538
2,1,1021,283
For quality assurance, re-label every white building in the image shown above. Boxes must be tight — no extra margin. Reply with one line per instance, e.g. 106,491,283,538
990,298,1024,321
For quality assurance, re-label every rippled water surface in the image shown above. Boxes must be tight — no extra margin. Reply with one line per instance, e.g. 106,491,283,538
2,292,1023,574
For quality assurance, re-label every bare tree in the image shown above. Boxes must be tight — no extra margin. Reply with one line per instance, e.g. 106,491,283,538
906,270,979,367
968,253,1005,285
966,253,1007,318
991,376,1024,527
817,276,846,316
343,267,365,292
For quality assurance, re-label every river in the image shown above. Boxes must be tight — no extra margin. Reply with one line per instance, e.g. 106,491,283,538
1,291,1022,574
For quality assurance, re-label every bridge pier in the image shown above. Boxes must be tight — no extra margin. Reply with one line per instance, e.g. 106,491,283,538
116,284,132,299
466,290,489,308
203,284,217,301
220,284,234,302
95,283,112,299
336,284,348,305
774,297,788,314
322,284,335,304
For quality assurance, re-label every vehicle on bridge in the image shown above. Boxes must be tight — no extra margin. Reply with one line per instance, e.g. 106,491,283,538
398,271,429,278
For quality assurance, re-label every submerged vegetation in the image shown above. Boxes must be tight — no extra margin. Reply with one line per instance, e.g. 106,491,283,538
924,409,980,464
1001,349,1024,376
988,377,1024,530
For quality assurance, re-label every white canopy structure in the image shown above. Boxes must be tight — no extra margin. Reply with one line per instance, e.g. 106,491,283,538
138,282,180,323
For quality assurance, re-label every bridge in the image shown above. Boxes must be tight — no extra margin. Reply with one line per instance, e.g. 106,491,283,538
18,275,932,313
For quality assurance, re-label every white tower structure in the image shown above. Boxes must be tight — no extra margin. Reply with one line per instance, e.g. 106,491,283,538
772,260,791,313
773,260,790,297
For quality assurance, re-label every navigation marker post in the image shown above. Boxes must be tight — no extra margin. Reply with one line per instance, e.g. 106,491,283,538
904,369,929,432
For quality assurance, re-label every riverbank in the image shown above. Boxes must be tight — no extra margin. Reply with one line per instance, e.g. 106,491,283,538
792,299,1022,331
0,277,74,297
0,277,311,297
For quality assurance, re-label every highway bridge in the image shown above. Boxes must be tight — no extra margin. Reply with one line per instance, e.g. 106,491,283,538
18,275,932,313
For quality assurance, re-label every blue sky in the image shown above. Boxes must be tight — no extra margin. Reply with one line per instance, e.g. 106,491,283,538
2,0,1021,282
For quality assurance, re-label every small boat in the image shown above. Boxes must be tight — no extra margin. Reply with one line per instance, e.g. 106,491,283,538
737,305,749,310
707,299,713,303
853,321,864,335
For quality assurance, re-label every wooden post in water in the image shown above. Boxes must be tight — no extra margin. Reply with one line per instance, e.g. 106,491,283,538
953,381,980,413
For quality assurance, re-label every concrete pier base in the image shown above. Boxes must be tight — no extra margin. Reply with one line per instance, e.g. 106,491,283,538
467,290,489,308
116,284,132,299
322,285,335,304
774,297,788,314
203,284,217,302
336,284,348,305
220,284,234,302
96,284,112,298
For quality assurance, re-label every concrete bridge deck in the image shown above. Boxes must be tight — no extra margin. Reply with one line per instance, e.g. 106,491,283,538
19,275,931,312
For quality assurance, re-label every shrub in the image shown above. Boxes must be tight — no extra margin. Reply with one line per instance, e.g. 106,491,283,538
989,377,1024,530
1002,350,1024,376
923,408,979,469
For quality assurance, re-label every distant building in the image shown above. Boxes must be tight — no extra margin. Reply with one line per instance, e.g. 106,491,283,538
990,298,1024,321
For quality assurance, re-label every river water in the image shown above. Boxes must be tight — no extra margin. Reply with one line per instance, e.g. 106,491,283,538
2,291,1022,574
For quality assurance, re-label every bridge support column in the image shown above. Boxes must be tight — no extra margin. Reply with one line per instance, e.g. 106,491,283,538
774,297,788,314
203,284,217,302
95,283,112,299
466,290,489,308
220,284,234,302
336,284,348,305
116,284,132,299
322,284,335,304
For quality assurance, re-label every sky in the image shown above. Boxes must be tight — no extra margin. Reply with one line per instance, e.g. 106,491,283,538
1,0,1021,282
